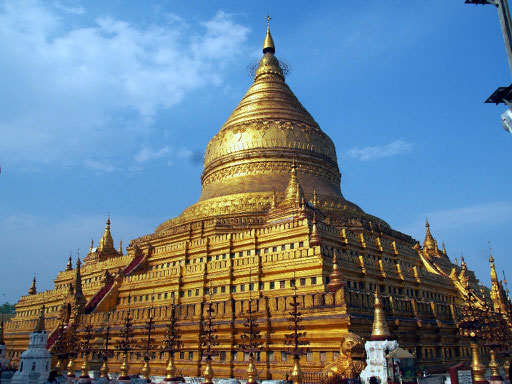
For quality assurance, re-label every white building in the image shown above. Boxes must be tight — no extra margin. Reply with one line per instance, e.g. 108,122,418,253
11,305,52,384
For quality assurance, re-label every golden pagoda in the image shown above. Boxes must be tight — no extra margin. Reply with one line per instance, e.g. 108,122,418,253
4,22,511,379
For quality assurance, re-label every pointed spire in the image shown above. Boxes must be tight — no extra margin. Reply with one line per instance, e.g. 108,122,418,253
66,252,73,271
34,304,46,333
454,256,458,266
75,255,83,296
312,190,319,207
97,217,115,253
423,218,435,250
310,214,321,246
442,242,447,255
271,189,277,209
460,252,467,270
263,13,275,54
89,239,94,253
489,242,498,284
284,160,304,202
28,275,37,295
254,18,283,82
371,289,391,341
118,240,123,255
327,252,345,293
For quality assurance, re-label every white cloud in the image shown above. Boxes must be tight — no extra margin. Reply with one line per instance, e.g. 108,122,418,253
0,1,250,170
134,146,170,164
423,202,512,231
84,159,118,173
345,139,413,161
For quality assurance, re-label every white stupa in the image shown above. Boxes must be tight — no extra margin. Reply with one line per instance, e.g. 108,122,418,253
11,305,52,384
360,291,399,384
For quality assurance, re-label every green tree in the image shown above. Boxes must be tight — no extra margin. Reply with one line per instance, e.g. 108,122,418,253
0,302,15,314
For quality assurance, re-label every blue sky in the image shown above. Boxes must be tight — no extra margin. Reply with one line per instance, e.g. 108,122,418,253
1,0,511,303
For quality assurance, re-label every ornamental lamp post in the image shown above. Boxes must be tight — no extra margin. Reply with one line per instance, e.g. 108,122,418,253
466,0,512,133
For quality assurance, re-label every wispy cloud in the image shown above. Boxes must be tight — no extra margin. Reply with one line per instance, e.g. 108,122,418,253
424,202,512,231
399,201,512,241
134,146,170,164
84,159,118,173
345,139,413,161
0,2,250,171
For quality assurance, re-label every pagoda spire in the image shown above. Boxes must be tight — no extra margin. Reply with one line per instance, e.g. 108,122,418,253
89,239,94,253
118,240,123,255
326,252,345,293
284,160,304,203
74,256,83,297
309,214,321,246
442,242,447,255
371,289,391,341
34,305,46,333
263,13,275,54
271,189,277,209
97,217,115,253
28,275,37,295
423,218,435,250
489,242,498,284
66,253,73,271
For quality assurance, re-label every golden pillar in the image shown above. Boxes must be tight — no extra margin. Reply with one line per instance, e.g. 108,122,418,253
66,356,76,377
471,340,489,384
165,354,177,381
247,354,258,384
141,359,151,383
119,352,130,380
79,355,90,378
489,349,502,380
291,357,303,384
202,357,214,384
99,359,110,380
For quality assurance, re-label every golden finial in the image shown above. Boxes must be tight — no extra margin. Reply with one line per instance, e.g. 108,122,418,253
327,252,345,293
371,289,391,341
310,214,321,246
423,218,435,250
118,239,123,255
442,242,447,255
89,239,94,253
34,304,46,333
98,216,115,253
454,256,458,266
489,242,498,283
263,13,275,54
312,190,318,207
66,253,73,271
28,275,37,295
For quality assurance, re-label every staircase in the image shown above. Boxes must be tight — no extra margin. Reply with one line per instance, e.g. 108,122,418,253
83,249,150,314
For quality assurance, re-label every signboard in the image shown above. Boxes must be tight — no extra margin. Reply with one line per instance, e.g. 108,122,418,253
450,363,473,384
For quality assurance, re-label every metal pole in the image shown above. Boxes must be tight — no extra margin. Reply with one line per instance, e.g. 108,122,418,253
497,0,512,77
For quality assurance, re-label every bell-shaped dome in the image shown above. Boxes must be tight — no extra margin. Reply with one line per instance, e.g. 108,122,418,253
200,26,341,202
156,25,388,232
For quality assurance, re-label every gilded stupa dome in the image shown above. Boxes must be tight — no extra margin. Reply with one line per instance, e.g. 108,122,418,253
200,26,340,202
156,24,389,231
